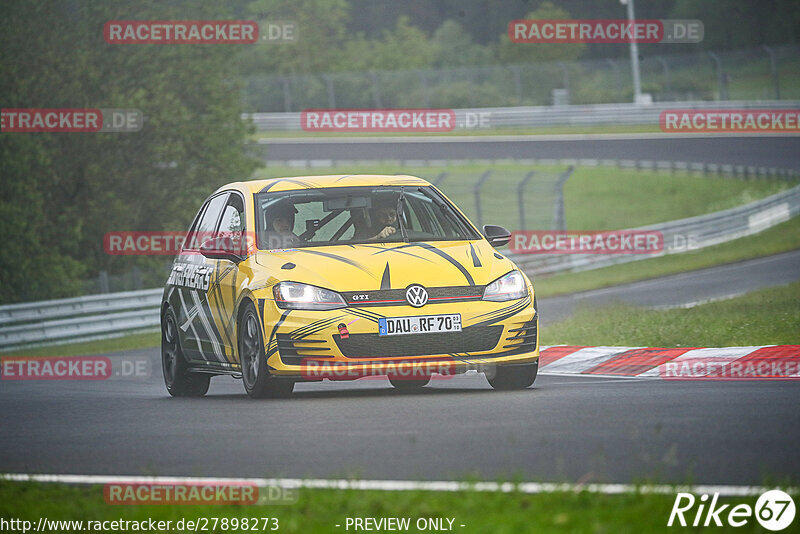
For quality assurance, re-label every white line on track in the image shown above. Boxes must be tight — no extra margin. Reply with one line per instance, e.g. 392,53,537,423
2,473,795,498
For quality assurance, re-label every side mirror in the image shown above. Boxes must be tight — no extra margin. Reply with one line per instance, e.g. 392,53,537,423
199,238,243,263
482,225,511,248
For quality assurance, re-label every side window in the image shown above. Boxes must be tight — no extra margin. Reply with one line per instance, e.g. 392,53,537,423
186,193,228,250
217,194,246,254
219,194,245,234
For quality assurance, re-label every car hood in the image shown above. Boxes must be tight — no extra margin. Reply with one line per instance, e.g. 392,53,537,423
254,241,515,291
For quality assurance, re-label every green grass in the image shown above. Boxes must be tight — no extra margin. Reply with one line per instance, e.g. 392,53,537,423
6,331,159,358
0,480,781,533
536,215,800,298
542,280,800,347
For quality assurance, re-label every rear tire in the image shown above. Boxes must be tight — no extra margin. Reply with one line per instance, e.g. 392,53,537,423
161,307,210,397
388,376,430,389
240,302,294,399
487,362,538,390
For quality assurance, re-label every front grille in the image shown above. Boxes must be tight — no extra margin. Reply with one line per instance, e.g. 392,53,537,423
333,325,503,358
341,285,485,307
276,334,333,365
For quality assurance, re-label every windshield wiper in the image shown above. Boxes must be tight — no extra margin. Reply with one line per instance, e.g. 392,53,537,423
396,187,409,242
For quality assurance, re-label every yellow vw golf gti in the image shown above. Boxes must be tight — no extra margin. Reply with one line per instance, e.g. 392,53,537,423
160,175,539,397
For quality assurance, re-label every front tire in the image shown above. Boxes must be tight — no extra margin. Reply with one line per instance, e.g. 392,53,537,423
487,362,538,390
161,307,210,397
240,302,294,399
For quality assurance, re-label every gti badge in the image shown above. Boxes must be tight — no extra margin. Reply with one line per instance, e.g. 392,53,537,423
405,285,428,307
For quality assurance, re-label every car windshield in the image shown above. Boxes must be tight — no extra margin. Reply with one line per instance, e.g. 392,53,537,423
256,186,481,249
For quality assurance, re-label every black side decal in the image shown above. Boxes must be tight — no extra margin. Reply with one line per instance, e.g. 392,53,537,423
409,243,475,286
469,243,482,267
258,298,266,321
293,248,378,280
368,244,435,263
259,178,316,193
380,262,391,289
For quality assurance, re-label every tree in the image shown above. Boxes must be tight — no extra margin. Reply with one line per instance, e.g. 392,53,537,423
495,2,587,64
0,1,260,303
432,19,493,67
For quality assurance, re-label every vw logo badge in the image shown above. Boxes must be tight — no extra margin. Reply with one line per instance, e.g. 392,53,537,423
405,285,428,307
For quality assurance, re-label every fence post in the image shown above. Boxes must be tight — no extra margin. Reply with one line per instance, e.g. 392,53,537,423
554,166,574,231
369,71,382,108
281,76,292,112
433,172,448,187
474,170,492,229
99,271,110,294
606,58,622,95
760,45,780,100
517,171,535,230
322,74,336,108
708,52,727,100
417,70,431,108
557,61,570,94
508,65,523,104
655,56,671,95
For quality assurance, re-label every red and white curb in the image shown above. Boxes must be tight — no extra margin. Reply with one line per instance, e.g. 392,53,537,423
538,345,800,379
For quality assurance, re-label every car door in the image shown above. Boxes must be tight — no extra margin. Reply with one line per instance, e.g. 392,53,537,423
170,192,229,364
204,192,248,365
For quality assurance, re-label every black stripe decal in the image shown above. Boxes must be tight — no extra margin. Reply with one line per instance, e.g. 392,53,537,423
293,249,377,279
404,243,476,286
469,243,482,268
258,178,316,193
380,262,391,290
368,245,435,263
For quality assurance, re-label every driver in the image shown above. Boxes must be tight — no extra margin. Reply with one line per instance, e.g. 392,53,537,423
362,201,399,241
264,203,300,249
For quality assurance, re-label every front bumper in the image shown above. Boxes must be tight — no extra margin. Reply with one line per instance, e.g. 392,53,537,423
261,296,538,380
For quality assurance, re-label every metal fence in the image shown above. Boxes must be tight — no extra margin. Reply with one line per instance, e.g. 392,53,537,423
245,99,800,131
510,182,800,275
0,289,162,352
243,44,800,112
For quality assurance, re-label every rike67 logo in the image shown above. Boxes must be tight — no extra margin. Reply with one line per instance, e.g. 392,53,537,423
668,490,795,531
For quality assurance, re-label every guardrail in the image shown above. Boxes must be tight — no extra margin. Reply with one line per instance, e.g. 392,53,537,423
244,100,800,131
0,289,162,352
2,182,799,351
509,183,800,275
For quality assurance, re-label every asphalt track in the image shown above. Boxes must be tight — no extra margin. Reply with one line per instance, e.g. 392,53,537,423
2,136,797,487
1,365,798,486
258,134,800,169
539,248,800,326
1,253,798,486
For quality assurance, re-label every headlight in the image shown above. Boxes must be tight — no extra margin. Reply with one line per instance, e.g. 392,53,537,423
273,281,347,310
483,270,528,302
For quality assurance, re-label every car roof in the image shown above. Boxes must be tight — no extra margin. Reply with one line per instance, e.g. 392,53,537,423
218,174,432,196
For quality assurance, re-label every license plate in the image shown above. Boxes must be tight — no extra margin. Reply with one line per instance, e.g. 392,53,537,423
378,314,462,336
